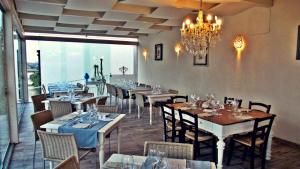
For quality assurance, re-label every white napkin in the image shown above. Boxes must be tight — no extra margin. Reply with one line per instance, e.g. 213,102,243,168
203,109,214,113
72,123,90,129
198,113,213,117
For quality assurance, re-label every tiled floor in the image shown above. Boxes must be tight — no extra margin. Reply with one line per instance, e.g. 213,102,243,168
9,102,300,169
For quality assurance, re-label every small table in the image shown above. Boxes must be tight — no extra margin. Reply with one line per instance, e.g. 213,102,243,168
136,91,177,125
103,154,216,169
167,103,273,169
41,112,126,169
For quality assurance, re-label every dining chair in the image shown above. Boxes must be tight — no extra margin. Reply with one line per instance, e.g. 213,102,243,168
135,93,149,118
168,89,179,94
116,87,129,109
179,109,216,160
81,98,97,111
31,110,54,168
249,101,271,113
54,155,80,169
106,83,112,105
227,114,276,169
97,96,108,105
110,85,118,106
171,95,188,103
76,83,83,89
224,97,243,108
161,105,183,142
145,85,151,88
77,93,94,97
49,101,73,118
41,84,51,98
97,105,119,155
37,130,91,169
31,94,47,112
144,141,194,160
53,92,68,98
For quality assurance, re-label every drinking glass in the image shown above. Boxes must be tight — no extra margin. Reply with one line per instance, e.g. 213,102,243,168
121,155,134,169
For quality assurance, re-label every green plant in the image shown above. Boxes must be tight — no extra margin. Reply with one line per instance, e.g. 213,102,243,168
29,72,40,87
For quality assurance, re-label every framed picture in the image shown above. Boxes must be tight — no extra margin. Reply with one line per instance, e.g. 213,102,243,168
297,26,300,60
193,54,208,66
155,43,163,61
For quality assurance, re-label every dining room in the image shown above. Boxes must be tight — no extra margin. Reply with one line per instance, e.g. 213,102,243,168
1,0,300,169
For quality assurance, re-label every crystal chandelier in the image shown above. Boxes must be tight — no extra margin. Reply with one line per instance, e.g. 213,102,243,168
180,0,223,58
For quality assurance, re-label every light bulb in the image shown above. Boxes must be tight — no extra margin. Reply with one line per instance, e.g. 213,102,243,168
207,15,212,21
185,19,191,25
216,19,222,25
190,23,195,29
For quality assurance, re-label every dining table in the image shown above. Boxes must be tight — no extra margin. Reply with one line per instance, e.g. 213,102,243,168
136,91,177,125
166,102,274,169
103,154,216,169
41,112,126,169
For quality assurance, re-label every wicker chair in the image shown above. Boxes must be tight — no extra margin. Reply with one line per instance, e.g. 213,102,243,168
97,96,108,105
31,94,47,112
110,85,118,105
49,101,73,119
97,105,118,113
54,155,80,169
81,98,97,111
106,84,112,105
144,141,194,160
116,87,129,109
37,130,91,169
135,93,149,119
161,105,182,142
31,110,54,168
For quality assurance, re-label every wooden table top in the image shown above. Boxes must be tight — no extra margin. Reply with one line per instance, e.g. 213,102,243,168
168,102,272,126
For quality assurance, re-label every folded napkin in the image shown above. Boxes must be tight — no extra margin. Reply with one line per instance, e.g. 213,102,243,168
198,113,214,117
203,109,214,113
234,115,253,120
180,107,191,110
59,114,77,121
72,123,90,129
238,108,251,112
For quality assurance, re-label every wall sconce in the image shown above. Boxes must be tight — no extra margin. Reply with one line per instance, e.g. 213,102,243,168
142,48,148,60
174,43,181,57
233,35,246,59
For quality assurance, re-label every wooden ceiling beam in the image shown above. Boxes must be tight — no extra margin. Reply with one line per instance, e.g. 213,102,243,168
245,0,273,7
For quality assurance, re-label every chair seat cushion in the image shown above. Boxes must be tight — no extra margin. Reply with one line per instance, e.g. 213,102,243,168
185,131,213,142
167,121,181,130
233,135,264,147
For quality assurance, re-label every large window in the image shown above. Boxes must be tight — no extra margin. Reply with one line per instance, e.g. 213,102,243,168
0,9,10,168
26,40,136,97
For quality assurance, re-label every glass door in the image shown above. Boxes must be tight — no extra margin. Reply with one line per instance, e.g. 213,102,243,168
0,9,10,168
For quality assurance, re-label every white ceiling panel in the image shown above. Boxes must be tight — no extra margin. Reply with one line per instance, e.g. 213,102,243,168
120,0,161,7
15,0,63,16
54,27,82,33
58,15,94,25
147,7,192,19
123,21,153,29
65,0,117,11
86,24,115,30
107,30,130,36
158,19,181,26
102,11,140,21
22,19,57,27
137,28,161,34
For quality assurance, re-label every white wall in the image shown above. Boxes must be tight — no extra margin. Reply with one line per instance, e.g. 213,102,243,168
137,0,300,144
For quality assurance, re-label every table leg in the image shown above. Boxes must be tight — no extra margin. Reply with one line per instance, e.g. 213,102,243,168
137,106,141,119
266,130,273,160
149,102,153,125
99,133,105,169
49,161,53,169
109,94,112,106
117,127,121,153
217,137,225,169
129,97,132,114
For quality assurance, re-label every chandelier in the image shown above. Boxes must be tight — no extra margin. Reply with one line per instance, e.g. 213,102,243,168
180,0,223,58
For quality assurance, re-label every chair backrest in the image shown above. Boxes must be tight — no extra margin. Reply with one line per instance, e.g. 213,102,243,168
97,105,118,113
97,96,108,105
81,98,97,111
106,84,112,94
168,89,179,94
251,115,276,150
49,101,73,118
31,110,54,141
77,93,94,97
249,101,271,113
116,87,124,99
178,110,199,142
37,130,79,162
135,93,145,107
144,141,194,160
54,155,80,169
110,85,118,97
31,94,47,112
171,95,188,103
145,85,151,88
161,105,176,140
41,84,47,95
224,97,243,108
53,92,68,98
139,83,146,87
76,83,83,89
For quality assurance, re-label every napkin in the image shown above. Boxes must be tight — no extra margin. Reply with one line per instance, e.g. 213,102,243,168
72,123,90,129
203,109,213,113
198,113,214,117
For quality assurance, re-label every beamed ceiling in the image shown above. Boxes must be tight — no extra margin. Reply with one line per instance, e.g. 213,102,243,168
14,0,273,38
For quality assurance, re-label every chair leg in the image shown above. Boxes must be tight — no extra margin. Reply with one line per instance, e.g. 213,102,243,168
242,146,248,160
43,160,45,169
250,147,255,169
108,134,111,155
226,139,235,166
33,141,36,168
212,138,217,163
261,145,267,169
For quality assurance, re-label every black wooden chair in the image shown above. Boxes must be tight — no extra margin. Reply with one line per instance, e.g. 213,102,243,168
178,109,216,160
227,114,276,169
224,96,243,108
249,101,271,113
161,104,183,142
171,95,188,103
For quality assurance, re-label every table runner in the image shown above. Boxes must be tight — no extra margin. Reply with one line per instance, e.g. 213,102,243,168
58,113,119,148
